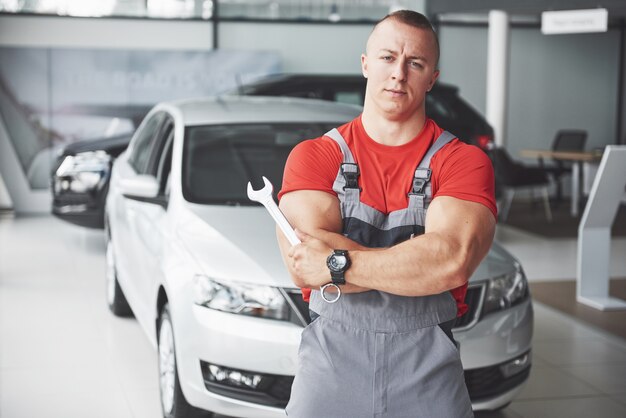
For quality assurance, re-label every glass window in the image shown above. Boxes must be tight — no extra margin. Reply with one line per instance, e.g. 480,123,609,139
0,0,213,19
217,0,422,22
334,91,363,106
128,112,163,174
146,118,174,177
0,0,423,22
182,122,337,205
426,93,456,120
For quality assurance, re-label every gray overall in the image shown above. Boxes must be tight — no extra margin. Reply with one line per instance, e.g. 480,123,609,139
286,129,473,418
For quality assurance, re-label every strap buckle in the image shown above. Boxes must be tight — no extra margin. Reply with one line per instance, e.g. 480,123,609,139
409,168,432,196
341,163,360,190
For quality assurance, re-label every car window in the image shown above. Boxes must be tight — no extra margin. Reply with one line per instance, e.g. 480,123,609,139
182,123,338,205
282,90,322,99
146,117,174,177
426,93,456,120
158,132,174,197
128,112,163,174
334,91,363,106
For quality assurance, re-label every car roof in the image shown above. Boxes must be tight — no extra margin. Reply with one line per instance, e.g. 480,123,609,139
160,95,362,126
234,73,458,94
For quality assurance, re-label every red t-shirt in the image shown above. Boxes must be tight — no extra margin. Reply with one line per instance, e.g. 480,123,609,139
279,116,497,317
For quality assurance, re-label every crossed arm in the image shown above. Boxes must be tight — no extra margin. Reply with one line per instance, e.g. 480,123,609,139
276,190,496,296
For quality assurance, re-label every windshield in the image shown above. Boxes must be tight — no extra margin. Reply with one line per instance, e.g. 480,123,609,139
183,122,339,205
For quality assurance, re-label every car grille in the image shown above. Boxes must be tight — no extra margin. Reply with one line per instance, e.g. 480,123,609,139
464,353,531,401
284,283,486,331
53,192,92,205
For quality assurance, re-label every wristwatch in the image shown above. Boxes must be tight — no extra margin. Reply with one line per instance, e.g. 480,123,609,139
321,250,351,304
326,249,351,285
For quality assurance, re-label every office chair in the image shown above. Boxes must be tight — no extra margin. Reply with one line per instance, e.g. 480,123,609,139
539,130,587,203
490,147,552,222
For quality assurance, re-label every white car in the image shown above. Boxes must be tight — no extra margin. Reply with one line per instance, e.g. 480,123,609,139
105,96,533,418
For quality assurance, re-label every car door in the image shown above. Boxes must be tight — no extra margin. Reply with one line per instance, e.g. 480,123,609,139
129,115,175,326
110,111,165,325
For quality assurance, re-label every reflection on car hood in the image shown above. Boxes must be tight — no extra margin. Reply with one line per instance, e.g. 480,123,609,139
176,204,295,289
176,203,518,289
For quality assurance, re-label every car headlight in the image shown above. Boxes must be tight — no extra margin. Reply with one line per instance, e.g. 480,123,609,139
482,262,529,315
55,151,111,192
193,274,289,320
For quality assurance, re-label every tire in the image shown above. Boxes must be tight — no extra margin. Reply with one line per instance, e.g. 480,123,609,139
158,303,213,418
105,220,133,317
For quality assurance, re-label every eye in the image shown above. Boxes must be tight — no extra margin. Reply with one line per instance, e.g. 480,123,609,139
409,61,424,69
381,55,393,62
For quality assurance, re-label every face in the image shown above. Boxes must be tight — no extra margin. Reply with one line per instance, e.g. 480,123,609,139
361,19,440,121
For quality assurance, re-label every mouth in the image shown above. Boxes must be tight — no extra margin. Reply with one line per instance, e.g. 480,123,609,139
385,89,406,96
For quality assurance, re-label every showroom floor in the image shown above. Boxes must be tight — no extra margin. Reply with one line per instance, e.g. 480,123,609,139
1,215,626,418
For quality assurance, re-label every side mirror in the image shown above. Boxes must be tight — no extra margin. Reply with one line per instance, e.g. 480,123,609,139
119,174,159,199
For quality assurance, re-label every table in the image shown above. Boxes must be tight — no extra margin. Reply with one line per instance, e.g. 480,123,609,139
520,149,603,216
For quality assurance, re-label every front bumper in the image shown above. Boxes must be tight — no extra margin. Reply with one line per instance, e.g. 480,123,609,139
174,301,301,418
456,298,534,410
172,292,532,416
51,178,108,229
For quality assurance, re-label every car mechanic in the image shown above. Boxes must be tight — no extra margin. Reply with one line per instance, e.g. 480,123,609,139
276,10,497,418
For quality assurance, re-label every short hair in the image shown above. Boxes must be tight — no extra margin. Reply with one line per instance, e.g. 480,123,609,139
374,10,440,67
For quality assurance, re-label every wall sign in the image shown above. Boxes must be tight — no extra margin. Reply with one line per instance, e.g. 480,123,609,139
541,8,608,35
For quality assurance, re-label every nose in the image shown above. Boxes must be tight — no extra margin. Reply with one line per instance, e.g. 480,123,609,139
391,59,407,81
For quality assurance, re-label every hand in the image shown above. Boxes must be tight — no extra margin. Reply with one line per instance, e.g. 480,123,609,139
287,229,332,288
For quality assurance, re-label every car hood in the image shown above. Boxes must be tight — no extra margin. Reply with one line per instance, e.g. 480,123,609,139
176,204,295,289
176,203,519,289
61,133,133,157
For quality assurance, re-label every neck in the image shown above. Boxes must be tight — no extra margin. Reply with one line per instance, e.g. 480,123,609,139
361,106,426,146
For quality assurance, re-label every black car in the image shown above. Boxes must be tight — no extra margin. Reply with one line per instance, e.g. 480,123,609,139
52,132,133,228
51,74,493,228
234,74,494,150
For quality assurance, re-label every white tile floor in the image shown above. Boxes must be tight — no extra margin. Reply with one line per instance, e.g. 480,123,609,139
1,214,626,418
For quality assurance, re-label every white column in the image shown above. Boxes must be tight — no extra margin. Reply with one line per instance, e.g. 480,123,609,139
486,10,509,148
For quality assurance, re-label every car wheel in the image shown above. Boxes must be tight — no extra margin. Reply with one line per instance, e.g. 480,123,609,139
158,303,212,418
105,222,132,317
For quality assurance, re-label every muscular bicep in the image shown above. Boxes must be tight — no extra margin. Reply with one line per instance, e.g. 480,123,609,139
424,196,496,275
279,190,343,235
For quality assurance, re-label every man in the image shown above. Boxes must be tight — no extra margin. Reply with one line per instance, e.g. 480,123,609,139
277,10,496,418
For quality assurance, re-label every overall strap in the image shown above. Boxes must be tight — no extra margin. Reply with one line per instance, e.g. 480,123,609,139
326,128,361,203
417,130,457,170
408,131,457,221
325,128,355,163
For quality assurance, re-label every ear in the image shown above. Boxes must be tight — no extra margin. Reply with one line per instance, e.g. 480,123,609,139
361,53,368,78
427,69,440,91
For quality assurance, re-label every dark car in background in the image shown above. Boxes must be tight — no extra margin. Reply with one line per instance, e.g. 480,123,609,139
234,74,494,149
52,132,135,228
51,74,493,229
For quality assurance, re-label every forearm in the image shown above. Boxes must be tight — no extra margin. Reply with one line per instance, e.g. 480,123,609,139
346,231,473,296
278,226,371,294
345,197,495,296
307,229,371,294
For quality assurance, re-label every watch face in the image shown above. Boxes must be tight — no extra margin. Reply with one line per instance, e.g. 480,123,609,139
329,254,348,272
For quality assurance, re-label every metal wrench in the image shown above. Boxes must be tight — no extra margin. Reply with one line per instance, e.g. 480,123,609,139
247,176,301,246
